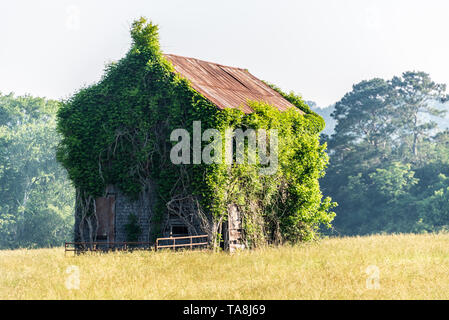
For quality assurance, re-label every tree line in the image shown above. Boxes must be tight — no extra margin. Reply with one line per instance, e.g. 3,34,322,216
322,71,449,235
0,93,73,248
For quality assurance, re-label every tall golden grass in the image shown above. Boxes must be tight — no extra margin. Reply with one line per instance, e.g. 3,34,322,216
1,233,449,299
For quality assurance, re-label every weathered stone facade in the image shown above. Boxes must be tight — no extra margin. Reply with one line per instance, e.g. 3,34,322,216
74,184,156,243
74,183,243,251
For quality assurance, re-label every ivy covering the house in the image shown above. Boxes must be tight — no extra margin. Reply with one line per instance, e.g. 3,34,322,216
56,18,336,247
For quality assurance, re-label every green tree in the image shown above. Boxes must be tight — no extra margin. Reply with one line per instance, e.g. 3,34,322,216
331,78,397,158
323,71,449,236
0,93,74,249
391,71,447,163
369,162,418,200
416,174,449,231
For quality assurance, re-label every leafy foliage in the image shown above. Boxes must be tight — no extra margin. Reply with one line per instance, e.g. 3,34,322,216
323,72,449,235
0,93,74,249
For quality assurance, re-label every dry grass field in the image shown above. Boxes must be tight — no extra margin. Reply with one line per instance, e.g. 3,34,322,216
1,233,449,300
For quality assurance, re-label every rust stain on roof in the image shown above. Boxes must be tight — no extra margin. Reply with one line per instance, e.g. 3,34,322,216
163,54,301,114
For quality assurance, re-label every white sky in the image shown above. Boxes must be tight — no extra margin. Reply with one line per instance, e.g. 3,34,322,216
1,0,449,107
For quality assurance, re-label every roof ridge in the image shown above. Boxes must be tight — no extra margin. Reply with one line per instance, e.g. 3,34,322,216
163,53,248,72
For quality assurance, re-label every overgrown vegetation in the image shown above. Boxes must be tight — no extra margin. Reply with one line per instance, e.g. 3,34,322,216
56,18,335,247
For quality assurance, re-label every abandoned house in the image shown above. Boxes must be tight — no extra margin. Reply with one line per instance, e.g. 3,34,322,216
73,53,300,250
59,20,329,252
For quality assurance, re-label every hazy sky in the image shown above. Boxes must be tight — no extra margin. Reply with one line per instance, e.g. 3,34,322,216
1,0,449,107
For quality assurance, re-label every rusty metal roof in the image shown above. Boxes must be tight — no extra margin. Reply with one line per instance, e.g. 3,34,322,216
163,54,300,114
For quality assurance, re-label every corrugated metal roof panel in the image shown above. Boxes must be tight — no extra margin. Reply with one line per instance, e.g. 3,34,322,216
163,54,301,114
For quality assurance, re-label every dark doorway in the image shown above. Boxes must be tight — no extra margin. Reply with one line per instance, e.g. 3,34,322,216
95,194,116,242
171,225,189,237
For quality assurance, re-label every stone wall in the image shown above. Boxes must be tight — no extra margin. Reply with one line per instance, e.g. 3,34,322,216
73,184,244,251
74,183,157,243
113,185,154,242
